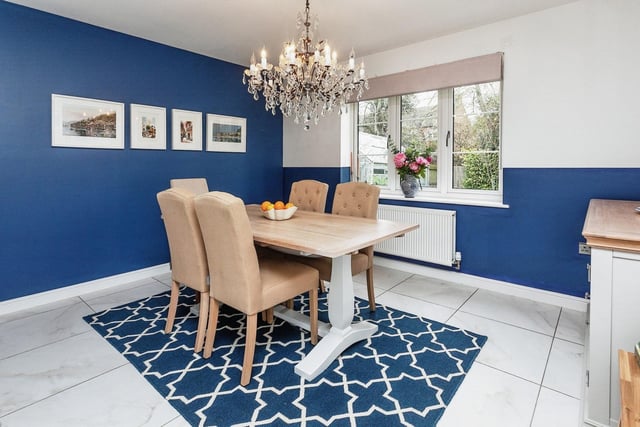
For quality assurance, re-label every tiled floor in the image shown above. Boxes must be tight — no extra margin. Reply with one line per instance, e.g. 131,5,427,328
0,265,586,426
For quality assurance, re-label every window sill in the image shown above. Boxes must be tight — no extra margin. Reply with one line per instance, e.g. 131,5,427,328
380,192,509,209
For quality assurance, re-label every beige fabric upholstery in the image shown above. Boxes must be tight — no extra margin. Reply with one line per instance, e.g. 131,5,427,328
170,178,209,195
156,187,209,353
293,182,381,311
289,180,329,213
194,191,319,386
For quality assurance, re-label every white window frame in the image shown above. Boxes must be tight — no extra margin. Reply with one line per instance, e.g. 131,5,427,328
352,84,505,208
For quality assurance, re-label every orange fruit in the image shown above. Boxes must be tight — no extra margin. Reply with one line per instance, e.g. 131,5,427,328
274,201,285,210
261,201,274,211
285,202,295,209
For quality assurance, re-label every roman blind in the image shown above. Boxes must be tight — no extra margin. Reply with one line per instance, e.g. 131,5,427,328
359,52,503,101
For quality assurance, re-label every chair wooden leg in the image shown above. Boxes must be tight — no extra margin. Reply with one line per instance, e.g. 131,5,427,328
194,291,209,353
265,307,274,324
309,288,318,345
286,299,293,309
164,280,180,334
241,314,258,386
366,267,376,312
319,279,326,294
203,298,219,359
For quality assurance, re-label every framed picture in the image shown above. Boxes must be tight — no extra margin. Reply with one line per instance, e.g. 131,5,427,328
130,104,166,150
206,114,246,153
51,94,124,149
172,109,202,151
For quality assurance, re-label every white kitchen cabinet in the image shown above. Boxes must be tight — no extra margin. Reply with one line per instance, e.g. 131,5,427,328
582,199,640,427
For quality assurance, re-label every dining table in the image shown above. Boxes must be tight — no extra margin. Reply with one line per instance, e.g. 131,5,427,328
246,204,419,381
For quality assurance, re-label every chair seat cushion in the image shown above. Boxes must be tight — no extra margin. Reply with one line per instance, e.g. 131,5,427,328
290,252,369,282
258,258,319,311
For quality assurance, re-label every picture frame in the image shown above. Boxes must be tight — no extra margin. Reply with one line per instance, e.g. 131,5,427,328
206,113,246,153
51,94,124,149
171,109,202,151
130,104,166,150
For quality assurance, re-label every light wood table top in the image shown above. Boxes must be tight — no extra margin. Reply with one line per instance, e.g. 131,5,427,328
582,199,640,253
246,204,419,258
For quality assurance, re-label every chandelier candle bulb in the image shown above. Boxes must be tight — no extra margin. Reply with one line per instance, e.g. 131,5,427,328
260,49,267,68
348,50,355,71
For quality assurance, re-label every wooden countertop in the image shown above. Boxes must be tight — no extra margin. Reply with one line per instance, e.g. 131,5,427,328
582,199,640,253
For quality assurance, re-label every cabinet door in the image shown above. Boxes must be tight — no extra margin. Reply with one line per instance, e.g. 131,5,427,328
587,248,613,426
610,251,640,423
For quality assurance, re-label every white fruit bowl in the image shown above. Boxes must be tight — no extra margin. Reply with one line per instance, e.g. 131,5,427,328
262,206,297,221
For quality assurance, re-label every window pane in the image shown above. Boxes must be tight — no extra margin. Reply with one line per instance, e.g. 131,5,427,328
452,82,500,190
400,91,438,188
453,152,500,190
357,99,389,185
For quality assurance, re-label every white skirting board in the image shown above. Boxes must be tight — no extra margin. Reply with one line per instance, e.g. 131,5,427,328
0,263,170,316
0,257,587,316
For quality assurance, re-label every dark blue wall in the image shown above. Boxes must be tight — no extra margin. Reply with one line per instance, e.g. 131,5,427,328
380,168,640,298
0,2,283,301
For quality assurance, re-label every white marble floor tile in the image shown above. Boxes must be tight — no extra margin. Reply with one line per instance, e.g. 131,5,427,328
352,265,412,290
82,279,170,313
0,297,83,324
153,272,173,286
556,308,587,345
460,289,561,336
531,387,582,427
391,275,477,309
0,331,125,417
0,301,94,359
0,364,180,427
447,311,553,384
438,362,539,427
542,338,584,398
376,291,455,323
162,415,191,427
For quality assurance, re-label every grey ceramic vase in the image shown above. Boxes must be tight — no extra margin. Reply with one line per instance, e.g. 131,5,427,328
400,175,419,198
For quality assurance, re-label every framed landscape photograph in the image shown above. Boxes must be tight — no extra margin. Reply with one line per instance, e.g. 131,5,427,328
130,104,166,150
206,114,246,153
171,109,202,151
51,94,124,149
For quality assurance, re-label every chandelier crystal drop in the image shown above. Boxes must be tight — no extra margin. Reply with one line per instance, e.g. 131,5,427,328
243,0,368,130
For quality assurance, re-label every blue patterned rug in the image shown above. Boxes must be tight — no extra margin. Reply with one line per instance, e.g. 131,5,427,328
84,288,486,426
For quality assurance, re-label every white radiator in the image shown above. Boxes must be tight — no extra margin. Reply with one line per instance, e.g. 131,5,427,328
375,205,456,266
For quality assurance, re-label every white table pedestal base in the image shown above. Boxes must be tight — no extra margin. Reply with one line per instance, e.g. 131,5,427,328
295,321,377,380
294,253,378,381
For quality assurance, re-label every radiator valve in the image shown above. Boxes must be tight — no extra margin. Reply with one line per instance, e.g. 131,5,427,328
453,251,462,270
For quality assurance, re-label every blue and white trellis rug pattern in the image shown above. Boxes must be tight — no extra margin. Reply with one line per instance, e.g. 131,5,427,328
84,289,487,427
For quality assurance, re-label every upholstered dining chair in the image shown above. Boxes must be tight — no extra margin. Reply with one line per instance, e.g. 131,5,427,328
291,182,381,311
289,179,329,213
170,178,209,195
194,191,319,386
156,187,209,353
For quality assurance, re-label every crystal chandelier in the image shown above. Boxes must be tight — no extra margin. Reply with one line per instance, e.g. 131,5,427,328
243,0,368,130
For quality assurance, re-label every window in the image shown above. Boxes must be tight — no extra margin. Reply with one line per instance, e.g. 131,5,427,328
355,81,502,204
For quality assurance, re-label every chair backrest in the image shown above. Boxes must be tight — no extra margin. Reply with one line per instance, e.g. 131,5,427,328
157,188,208,292
194,192,262,314
289,179,329,213
331,182,380,219
332,182,380,261
170,178,209,195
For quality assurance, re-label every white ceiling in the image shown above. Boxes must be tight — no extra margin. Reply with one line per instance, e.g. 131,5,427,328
8,0,577,66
